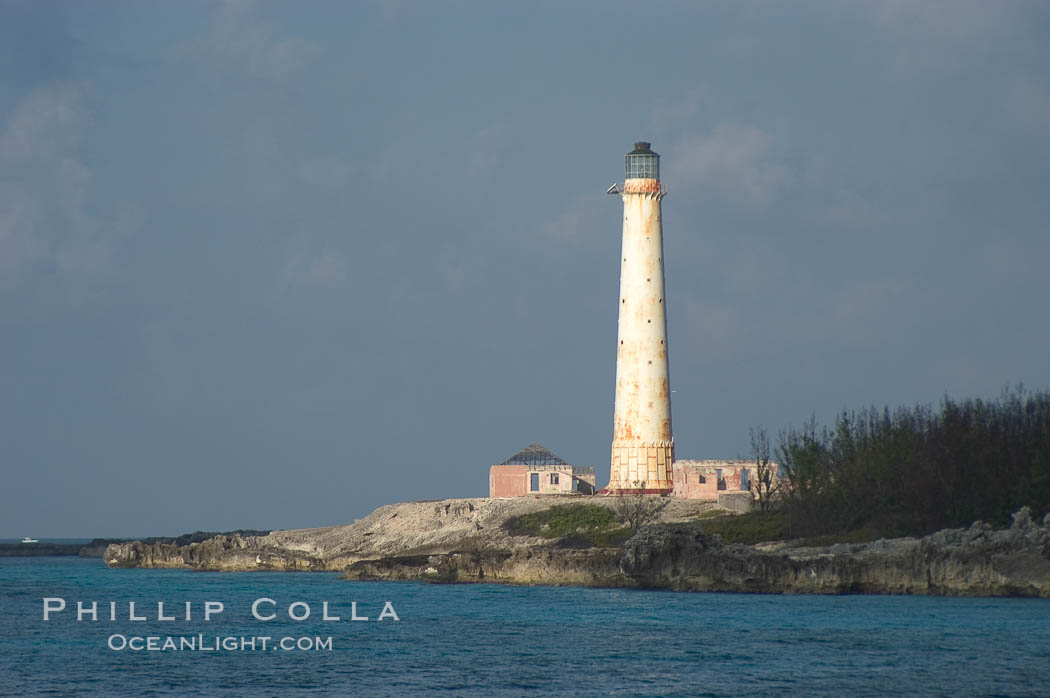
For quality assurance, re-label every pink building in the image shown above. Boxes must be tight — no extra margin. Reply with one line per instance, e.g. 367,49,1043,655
488,443,596,498
671,459,778,501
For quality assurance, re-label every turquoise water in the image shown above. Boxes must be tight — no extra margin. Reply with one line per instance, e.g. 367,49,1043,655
3,557,1050,696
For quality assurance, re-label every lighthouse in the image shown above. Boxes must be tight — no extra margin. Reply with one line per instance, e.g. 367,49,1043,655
606,142,674,494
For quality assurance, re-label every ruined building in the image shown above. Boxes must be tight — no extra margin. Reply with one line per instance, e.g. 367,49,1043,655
488,443,596,498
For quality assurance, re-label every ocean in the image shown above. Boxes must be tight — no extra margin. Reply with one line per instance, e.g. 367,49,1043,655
2,556,1049,696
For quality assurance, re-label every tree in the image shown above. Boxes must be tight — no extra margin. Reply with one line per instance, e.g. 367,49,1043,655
748,426,781,513
613,481,668,531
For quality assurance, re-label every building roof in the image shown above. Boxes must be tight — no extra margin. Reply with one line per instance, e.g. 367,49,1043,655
629,141,658,156
499,443,569,466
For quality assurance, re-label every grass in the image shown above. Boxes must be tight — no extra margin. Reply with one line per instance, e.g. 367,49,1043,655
696,512,786,545
504,503,890,549
695,511,891,547
503,503,628,547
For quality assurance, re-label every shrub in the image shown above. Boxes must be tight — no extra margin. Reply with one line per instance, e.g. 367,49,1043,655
503,503,625,547
697,512,785,545
775,386,1050,539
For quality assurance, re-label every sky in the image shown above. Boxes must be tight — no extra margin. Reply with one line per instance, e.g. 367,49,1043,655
2,1,1048,537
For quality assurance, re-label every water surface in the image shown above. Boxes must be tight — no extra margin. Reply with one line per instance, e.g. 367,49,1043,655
2,557,1048,696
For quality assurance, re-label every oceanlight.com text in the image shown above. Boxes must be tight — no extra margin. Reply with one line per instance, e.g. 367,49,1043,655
107,634,333,652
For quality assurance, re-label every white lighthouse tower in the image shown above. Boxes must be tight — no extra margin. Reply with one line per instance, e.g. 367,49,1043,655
606,142,674,494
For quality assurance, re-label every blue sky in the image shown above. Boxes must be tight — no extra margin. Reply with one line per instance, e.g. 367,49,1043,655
2,1,1048,536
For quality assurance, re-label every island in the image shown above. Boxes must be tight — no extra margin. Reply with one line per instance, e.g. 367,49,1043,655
103,497,1050,597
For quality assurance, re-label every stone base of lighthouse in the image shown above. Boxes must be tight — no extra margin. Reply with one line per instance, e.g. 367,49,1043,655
602,441,674,494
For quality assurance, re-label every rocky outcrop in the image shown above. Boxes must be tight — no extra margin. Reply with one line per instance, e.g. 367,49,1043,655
345,548,628,587
619,507,1050,597
103,498,1050,597
342,507,1050,597
104,534,326,571
103,496,713,571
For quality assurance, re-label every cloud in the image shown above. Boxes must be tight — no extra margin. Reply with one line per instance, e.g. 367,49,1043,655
0,82,135,300
831,278,905,329
374,122,512,187
301,254,347,285
542,194,603,246
863,0,1008,41
667,124,790,206
270,234,350,311
375,136,415,182
647,89,790,207
826,0,1038,79
295,157,354,193
0,82,83,159
468,123,513,178
680,297,743,360
368,0,405,20
185,0,321,82
648,88,705,136
804,169,884,229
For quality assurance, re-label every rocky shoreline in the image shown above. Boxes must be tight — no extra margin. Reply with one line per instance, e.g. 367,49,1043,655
0,530,272,559
103,498,1050,598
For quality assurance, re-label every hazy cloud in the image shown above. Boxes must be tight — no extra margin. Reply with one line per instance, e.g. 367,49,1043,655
542,194,603,246
831,279,906,332
648,89,705,136
680,297,742,360
468,123,513,179
0,83,134,299
864,0,1009,40
185,0,321,82
270,233,350,311
296,157,354,193
668,125,790,206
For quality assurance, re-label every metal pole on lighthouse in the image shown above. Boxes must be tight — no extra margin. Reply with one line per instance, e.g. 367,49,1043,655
605,142,674,495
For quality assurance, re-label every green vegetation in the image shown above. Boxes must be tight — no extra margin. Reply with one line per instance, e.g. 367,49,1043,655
775,387,1050,539
503,504,630,547
693,512,885,547
696,512,786,545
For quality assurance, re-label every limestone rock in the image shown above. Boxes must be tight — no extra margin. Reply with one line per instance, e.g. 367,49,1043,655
102,499,1050,597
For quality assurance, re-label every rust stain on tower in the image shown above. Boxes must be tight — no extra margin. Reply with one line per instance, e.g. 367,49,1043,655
605,142,674,494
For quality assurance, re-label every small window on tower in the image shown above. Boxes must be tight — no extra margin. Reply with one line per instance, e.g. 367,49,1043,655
550,473,559,485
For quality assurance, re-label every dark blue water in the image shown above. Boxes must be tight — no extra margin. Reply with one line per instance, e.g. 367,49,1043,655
2,557,1050,696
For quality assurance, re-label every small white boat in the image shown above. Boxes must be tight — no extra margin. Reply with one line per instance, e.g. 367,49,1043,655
20,537,39,544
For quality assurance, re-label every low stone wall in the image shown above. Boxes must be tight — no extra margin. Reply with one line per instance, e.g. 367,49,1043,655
717,492,753,513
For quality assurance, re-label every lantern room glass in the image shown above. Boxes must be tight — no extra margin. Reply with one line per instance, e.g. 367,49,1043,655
625,152,659,180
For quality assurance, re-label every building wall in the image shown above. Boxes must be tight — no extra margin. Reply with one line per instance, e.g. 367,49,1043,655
489,465,528,498
672,460,777,501
534,467,572,495
489,465,597,498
